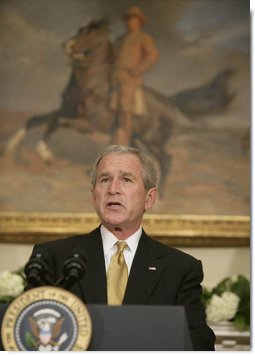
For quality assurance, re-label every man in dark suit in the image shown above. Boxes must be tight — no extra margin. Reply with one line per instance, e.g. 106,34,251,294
26,144,215,350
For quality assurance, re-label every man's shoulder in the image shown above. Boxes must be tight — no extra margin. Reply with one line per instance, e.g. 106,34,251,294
35,227,101,252
120,31,153,41
145,233,200,264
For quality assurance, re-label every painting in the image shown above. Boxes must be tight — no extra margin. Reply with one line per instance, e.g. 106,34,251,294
0,0,250,245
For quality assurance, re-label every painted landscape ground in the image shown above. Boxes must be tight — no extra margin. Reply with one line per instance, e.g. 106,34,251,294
0,106,249,216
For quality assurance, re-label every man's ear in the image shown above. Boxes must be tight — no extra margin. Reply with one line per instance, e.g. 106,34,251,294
144,187,158,211
91,188,96,207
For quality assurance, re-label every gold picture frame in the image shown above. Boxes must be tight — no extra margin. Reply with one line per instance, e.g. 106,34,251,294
0,212,250,247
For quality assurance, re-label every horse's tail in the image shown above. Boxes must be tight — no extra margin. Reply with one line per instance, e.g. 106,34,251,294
170,68,235,118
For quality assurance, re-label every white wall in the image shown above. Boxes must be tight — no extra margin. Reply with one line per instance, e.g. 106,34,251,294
0,244,33,272
180,246,250,287
0,243,250,288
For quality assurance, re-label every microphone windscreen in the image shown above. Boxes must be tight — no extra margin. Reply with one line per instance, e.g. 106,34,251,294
63,248,87,283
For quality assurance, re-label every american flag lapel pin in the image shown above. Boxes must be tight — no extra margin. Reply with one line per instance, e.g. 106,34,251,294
148,266,157,271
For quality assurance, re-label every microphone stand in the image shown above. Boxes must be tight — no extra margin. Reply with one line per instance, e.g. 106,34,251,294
55,251,87,289
24,252,55,286
25,249,87,290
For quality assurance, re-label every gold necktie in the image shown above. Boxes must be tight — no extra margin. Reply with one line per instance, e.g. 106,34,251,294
107,241,128,305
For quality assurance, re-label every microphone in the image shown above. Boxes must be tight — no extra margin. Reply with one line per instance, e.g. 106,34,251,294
24,251,54,286
56,249,87,289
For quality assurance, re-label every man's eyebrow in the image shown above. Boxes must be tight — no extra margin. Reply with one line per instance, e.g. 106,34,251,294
119,171,136,178
97,171,135,178
97,171,111,178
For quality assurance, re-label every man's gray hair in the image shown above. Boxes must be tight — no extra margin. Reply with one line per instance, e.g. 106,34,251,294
90,145,159,190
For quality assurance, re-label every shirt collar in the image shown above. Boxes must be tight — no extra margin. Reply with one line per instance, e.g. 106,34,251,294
100,224,142,254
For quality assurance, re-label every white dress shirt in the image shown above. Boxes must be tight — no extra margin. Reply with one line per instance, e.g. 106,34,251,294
100,225,142,274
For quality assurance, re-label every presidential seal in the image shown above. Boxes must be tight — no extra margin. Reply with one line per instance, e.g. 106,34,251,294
1,286,92,351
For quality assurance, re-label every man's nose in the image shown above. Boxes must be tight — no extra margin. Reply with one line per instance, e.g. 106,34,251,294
108,178,120,194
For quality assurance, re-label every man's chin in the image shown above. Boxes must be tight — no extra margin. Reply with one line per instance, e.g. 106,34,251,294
105,220,124,228
102,216,126,230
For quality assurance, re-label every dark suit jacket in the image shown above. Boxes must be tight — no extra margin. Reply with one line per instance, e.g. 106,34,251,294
27,226,215,351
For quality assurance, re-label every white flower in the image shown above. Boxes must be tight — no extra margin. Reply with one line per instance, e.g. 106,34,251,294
206,291,240,324
0,271,24,298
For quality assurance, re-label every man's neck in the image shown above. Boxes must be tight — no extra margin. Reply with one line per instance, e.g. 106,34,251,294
127,27,141,33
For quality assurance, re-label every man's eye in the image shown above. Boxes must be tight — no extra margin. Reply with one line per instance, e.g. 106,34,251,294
123,177,132,183
100,177,109,183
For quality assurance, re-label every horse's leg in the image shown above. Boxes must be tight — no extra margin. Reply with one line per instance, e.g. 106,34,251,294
36,140,54,164
4,127,27,153
132,115,172,197
134,136,171,197
156,115,172,195
3,111,58,155
34,112,62,164
157,149,172,197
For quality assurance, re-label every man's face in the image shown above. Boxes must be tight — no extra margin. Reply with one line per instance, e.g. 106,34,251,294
126,16,142,31
91,153,157,235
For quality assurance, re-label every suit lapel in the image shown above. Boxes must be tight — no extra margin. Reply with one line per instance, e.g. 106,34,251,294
123,232,165,304
75,228,166,305
78,228,107,304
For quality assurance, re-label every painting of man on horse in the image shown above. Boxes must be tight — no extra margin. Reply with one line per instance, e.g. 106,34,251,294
0,0,249,215
3,15,186,192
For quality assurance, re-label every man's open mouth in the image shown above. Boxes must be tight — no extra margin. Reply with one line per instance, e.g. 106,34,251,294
107,202,121,207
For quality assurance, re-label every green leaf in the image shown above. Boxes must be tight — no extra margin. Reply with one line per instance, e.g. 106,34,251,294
0,295,15,303
25,331,37,350
233,314,250,331
232,275,250,299
212,277,232,295
201,287,212,305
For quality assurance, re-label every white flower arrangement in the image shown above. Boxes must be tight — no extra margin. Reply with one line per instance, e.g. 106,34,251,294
0,268,26,303
205,291,240,323
202,274,250,331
